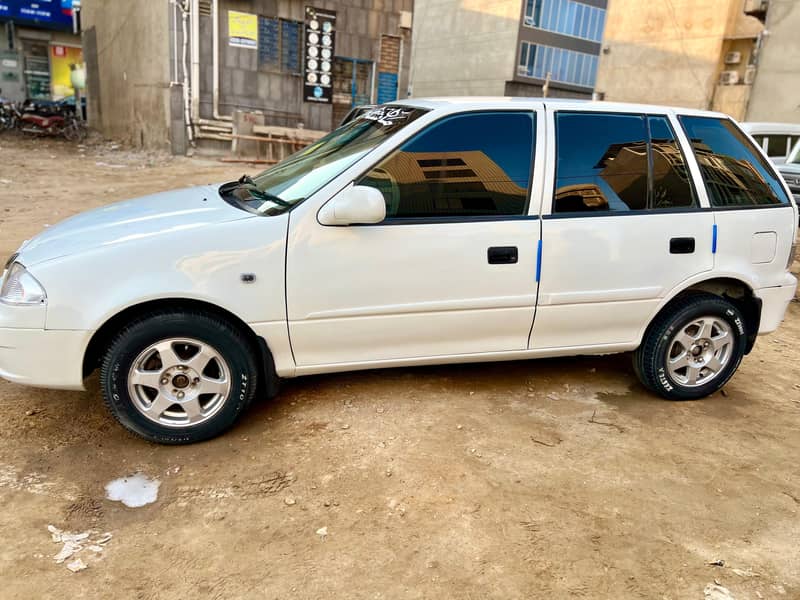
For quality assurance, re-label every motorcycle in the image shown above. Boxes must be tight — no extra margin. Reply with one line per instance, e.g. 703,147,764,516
0,98,21,132
17,98,87,142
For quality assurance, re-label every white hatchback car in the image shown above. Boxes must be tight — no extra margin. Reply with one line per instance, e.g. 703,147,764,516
1,99,797,444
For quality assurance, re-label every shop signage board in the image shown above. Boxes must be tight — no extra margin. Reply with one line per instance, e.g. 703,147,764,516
303,6,336,104
50,44,83,99
0,0,76,31
228,10,258,49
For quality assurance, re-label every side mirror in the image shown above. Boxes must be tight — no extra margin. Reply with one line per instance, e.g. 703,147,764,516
318,184,386,226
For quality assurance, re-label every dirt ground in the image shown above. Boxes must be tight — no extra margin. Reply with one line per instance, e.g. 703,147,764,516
1,134,799,600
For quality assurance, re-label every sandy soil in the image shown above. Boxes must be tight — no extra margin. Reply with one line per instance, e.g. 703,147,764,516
1,134,799,600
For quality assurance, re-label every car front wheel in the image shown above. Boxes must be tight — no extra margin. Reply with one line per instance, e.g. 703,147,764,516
100,310,259,444
634,293,747,400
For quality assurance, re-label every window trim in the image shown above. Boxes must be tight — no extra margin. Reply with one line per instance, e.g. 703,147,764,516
550,110,701,218
350,110,540,226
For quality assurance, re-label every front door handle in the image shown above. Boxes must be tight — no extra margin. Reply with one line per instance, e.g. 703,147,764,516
670,237,695,254
488,246,518,264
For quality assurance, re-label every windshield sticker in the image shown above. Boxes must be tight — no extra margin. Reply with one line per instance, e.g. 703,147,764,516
360,107,413,127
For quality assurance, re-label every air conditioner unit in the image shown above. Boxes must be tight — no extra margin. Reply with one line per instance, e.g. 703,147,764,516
724,51,742,65
744,66,757,85
719,70,740,85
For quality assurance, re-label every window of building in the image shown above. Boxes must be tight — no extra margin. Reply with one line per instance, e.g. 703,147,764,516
679,116,790,207
258,17,302,74
358,112,536,219
518,41,598,88
648,116,697,209
524,0,607,43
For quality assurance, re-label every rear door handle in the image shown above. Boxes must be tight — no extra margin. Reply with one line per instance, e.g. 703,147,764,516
488,246,518,264
670,237,695,254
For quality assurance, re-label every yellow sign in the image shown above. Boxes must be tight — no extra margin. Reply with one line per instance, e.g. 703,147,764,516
228,11,258,49
50,45,84,100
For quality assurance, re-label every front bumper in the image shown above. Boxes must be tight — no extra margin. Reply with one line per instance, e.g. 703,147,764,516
0,327,90,390
755,274,798,334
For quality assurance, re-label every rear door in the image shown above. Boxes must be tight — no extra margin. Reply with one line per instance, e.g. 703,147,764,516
531,108,715,350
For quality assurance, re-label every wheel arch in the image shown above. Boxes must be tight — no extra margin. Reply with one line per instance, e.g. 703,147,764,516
640,277,762,354
83,298,280,396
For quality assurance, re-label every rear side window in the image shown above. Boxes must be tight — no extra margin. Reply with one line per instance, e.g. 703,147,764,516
553,112,696,213
679,116,789,207
555,113,648,212
359,111,535,219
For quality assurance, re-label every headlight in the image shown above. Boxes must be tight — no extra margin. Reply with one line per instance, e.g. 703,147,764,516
0,262,47,305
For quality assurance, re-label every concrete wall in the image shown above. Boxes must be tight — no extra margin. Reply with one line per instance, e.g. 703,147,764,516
81,1,172,150
746,0,800,124
595,0,744,109
410,0,523,97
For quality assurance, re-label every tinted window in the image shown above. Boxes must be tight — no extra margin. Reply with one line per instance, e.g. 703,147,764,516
555,113,649,212
680,117,790,207
648,116,696,208
359,112,535,219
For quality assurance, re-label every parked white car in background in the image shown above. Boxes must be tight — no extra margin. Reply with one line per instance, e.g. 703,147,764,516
777,138,800,210
740,122,800,165
1,99,797,444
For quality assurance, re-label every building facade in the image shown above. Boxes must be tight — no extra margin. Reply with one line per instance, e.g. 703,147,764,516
81,0,413,154
746,0,800,124
410,0,608,100
593,0,765,121
0,1,83,104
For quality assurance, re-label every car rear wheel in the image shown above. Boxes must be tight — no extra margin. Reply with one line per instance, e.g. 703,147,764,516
633,293,747,400
100,310,259,444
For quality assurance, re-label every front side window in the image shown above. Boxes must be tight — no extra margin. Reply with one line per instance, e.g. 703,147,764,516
680,116,790,207
358,112,536,219
222,106,429,215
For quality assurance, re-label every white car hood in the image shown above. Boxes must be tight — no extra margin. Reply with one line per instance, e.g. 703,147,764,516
18,185,254,267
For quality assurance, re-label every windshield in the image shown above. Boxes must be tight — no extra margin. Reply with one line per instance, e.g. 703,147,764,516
220,106,429,215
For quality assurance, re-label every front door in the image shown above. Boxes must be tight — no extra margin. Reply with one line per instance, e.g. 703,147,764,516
287,109,544,367
533,109,715,350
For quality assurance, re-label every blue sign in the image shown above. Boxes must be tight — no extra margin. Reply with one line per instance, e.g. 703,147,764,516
0,1,76,31
376,71,398,104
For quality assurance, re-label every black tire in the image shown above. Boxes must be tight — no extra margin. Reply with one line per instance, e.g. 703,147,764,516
633,293,747,400
100,310,259,444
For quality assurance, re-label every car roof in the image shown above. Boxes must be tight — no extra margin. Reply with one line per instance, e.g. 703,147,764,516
740,122,800,135
391,96,730,119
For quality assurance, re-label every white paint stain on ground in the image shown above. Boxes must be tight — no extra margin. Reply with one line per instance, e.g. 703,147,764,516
105,473,160,508
47,525,112,571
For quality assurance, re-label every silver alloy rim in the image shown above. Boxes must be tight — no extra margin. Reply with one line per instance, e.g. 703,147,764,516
666,316,734,388
127,338,231,428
